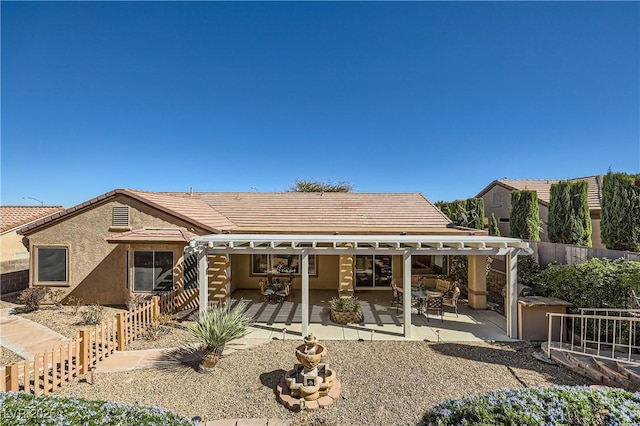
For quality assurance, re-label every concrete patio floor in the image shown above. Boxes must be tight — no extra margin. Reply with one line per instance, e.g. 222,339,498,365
229,289,514,343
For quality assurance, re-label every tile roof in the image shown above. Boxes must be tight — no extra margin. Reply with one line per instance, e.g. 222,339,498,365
105,228,195,243
0,206,64,234
477,175,603,209
195,192,452,232
19,189,456,235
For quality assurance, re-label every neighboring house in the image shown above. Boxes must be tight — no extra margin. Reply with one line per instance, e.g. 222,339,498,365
18,189,531,338
1,205,64,294
476,175,604,248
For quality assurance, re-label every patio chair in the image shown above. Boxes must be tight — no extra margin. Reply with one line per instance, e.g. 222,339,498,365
275,282,291,302
396,287,418,313
259,279,275,302
391,279,400,305
442,283,461,317
425,296,444,322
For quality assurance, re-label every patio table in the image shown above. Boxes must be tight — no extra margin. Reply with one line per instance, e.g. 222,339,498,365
411,289,443,315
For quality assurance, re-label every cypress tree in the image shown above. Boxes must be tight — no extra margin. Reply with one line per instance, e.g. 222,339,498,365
466,197,485,230
489,213,501,236
601,172,640,251
510,190,541,241
548,181,592,246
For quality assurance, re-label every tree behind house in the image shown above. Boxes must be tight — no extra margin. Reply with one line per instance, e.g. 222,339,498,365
548,180,592,246
510,190,541,241
489,213,501,236
287,179,353,192
601,172,640,251
465,197,485,230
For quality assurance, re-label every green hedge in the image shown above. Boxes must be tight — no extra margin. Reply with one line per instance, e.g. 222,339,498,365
531,258,640,310
0,392,193,426
420,386,640,426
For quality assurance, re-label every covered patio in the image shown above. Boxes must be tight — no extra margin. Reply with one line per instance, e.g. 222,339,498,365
228,289,515,342
186,234,532,339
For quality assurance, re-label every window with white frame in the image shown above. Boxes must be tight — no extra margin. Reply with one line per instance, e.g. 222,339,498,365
251,254,317,275
133,251,174,292
36,247,68,284
355,255,392,287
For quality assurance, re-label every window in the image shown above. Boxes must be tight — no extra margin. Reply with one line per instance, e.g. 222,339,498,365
112,206,130,228
499,217,510,223
355,255,392,287
36,247,68,283
492,192,502,207
133,251,174,292
183,252,199,290
411,255,448,275
251,254,317,275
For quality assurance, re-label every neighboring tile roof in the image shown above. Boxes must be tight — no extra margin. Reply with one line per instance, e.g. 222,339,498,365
0,206,64,234
105,228,195,243
19,189,456,235
476,175,603,209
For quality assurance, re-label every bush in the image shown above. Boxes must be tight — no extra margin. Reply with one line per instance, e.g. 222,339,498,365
79,304,105,325
0,392,193,425
190,302,253,355
532,258,640,310
420,386,640,426
329,296,360,313
601,171,640,251
510,190,542,241
548,180,592,247
17,287,50,312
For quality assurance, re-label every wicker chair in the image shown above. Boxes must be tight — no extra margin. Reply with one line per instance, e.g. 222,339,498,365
259,279,275,302
275,282,291,302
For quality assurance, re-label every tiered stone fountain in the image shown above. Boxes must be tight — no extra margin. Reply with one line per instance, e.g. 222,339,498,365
276,334,341,411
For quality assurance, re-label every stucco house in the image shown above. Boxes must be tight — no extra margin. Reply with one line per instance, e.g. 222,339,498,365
476,175,604,248
18,189,530,338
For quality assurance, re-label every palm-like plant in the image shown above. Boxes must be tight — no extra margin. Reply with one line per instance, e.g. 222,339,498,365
190,301,253,369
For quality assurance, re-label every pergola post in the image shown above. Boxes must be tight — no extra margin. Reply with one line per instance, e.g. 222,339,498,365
198,249,209,319
301,249,309,337
505,250,519,339
403,249,412,338
467,255,487,309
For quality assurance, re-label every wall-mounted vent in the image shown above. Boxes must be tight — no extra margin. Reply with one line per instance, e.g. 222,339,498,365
112,206,130,227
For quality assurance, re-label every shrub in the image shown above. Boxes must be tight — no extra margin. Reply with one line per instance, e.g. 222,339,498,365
532,258,640,311
143,313,176,341
510,190,542,241
548,180,592,247
17,287,50,312
79,304,105,325
601,171,640,251
420,386,640,426
329,296,360,313
127,294,149,310
67,296,83,315
0,391,193,425
190,302,253,358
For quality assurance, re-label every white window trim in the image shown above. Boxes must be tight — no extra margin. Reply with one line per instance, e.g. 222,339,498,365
251,254,317,276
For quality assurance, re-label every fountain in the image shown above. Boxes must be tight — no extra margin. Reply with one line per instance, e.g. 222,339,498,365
276,334,341,411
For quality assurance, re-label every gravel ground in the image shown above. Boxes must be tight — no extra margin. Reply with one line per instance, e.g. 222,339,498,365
17,305,122,339
57,340,592,425
0,346,23,366
126,321,200,351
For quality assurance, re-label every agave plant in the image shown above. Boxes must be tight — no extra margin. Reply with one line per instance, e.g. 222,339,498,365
190,301,253,370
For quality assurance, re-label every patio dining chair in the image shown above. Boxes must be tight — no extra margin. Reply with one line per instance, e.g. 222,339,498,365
442,283,461,317
396,286,418,314
275,282,291,302
425,296,444,322
259,279,275,302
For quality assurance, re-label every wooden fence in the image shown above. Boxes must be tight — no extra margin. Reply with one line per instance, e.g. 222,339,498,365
2,297,159,394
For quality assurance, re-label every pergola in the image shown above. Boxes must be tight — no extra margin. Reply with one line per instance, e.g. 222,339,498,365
186,234,532,339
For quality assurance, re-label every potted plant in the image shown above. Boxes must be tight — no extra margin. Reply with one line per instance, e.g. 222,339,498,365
329,296,363,324
190,301,253,372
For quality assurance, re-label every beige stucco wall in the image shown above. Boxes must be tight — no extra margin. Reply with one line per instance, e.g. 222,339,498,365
23,194,209,305
0,231,30,262
482,186,550,241
230,254,340,293
591,218,604,249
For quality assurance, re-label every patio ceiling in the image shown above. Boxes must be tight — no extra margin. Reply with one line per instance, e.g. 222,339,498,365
187,233,532,256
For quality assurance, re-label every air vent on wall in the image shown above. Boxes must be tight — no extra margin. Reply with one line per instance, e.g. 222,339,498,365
112,206,130,227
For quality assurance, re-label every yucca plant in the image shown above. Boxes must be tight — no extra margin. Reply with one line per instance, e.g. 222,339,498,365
190,302,253,370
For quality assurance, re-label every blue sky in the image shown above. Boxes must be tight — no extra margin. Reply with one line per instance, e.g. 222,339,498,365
2,2,638,208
